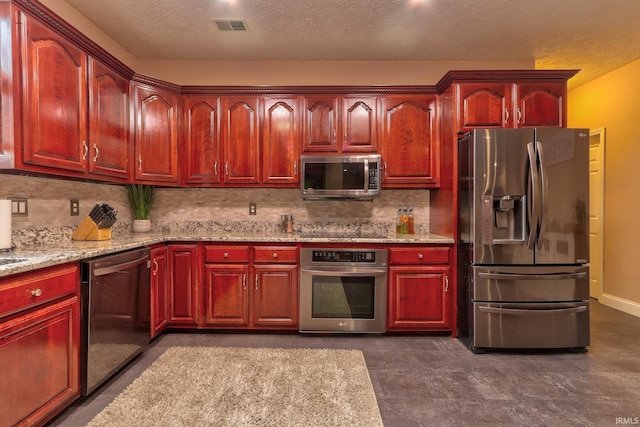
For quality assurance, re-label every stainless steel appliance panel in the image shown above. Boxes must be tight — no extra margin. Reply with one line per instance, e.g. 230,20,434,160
472,301,590,349
473,265,589,302
534,128,590,264
464,129,536,265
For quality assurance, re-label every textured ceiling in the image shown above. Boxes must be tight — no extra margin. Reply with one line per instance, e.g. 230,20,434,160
62,0,640,89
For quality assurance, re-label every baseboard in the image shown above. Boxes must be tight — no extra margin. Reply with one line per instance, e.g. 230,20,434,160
599,293,640,318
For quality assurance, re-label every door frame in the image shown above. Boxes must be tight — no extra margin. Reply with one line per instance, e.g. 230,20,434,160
589,127,605,299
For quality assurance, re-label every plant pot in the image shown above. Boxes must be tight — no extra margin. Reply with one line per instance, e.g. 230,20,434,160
132,219,152,233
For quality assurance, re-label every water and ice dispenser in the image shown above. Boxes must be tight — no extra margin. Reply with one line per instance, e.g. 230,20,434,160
481,195,526,245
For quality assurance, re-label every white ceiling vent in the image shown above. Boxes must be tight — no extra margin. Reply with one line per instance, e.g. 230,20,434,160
213,19,248,32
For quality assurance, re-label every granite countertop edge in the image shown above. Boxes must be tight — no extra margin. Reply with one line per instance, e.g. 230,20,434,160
0,231,455,278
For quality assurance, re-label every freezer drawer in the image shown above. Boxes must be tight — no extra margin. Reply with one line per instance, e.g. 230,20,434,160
471,301,589,350
473,265,589,302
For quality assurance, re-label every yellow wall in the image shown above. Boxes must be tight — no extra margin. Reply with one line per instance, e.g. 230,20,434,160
568,59,640,314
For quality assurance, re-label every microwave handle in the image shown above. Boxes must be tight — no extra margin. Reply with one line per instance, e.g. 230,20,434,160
364,159,369,192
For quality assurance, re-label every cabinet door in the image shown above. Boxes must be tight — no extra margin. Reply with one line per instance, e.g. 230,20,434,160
302,96,339,152
203,264,250,326
221,96,260,184
150,246,168,339
183,95,221,185
380,95,439,187
19,11,88,172
387,266,450,330
514,82,566,128
457,83,511,131
253,265,298,328
168,244,199,326
342,97,377,152
133,84,179,184
0,297,80,427
88,58,130,180
263,97,300,185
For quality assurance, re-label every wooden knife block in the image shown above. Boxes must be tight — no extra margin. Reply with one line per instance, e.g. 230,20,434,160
72,216,112,241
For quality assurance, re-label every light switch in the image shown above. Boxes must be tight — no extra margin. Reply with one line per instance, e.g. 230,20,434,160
10,197,28,217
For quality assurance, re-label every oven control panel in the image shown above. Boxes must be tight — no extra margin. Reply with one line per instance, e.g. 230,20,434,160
311,250,376,263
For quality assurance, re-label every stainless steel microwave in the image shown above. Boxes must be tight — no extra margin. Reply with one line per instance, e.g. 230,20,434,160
301,154,381,200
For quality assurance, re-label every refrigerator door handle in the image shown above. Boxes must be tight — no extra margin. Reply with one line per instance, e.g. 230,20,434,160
535,140,549,249
478,271,588,281
478,306,587,316
525,142,539,249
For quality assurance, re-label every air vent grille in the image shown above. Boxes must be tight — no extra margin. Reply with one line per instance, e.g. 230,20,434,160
213,19,248,31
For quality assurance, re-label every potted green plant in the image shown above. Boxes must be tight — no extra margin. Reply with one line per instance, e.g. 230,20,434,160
126,184,156,232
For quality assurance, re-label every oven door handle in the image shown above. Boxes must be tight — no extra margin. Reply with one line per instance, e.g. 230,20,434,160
478,305,587,316
93,255,149,277
301,268,387,277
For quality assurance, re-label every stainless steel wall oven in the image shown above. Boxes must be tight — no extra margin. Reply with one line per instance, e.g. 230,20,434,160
80,248,150,395
299,248,387,333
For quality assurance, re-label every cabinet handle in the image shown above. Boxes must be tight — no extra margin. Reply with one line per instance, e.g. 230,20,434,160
333,129,336,144
31,288,43,297
344,132,348,142
445,276,449,292
82,141,88,160
517,107,522,124
223,252,229,258
383,161,387,178
504,108,510,125
418,253,424,260
255,273,259,290
242,274,246,290
153,259,158,276
225,161,229,176
214,160,218,176
293,161,297,176
138,155,142,170
93,144,99,162
273,252,278,259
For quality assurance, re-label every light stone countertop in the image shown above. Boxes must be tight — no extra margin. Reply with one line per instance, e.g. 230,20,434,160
0,230,454,278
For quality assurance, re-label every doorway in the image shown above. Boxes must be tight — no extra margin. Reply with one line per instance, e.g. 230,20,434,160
589,128,605,299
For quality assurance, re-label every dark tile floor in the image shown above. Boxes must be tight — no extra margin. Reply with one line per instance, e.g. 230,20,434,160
50,299,640,426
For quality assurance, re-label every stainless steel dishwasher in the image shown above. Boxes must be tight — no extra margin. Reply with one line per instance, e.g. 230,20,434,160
80,248,151,396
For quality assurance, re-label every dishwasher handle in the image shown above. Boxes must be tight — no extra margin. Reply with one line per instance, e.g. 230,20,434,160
93,255,149,277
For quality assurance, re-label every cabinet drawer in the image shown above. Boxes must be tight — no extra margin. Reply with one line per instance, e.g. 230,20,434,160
203,245,251,263
389,246,450,265
254,246,298,264
0,264,79,319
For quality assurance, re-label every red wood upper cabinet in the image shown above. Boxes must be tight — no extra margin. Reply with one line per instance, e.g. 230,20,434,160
456,81,566,132
302,96,339,152
514,82,566,128
302,96,376,153
221,96,261,185
457,83,511,131
88,58,130,180
341,96,377,152
182,95,221,185
379,95,439,188
262,96,300,185
133,83,180,184
19,11,88,173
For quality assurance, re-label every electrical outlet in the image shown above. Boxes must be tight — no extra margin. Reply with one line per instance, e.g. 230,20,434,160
70,199,80,216
249,202,257,215
10,197,28,217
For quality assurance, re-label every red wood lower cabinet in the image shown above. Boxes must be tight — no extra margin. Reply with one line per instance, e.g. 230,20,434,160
387,246,452,331
0,264,80,427
167,244,199,327
150,245,169,339
253,264,298,328
203,263,250,327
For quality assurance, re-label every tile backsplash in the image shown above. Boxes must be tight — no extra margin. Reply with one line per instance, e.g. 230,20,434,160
1,174,430,245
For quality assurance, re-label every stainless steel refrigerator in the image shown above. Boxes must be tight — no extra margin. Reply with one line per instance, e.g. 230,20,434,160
457,128,590,352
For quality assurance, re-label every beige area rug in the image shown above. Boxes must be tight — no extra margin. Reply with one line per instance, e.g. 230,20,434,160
87,346,384,427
